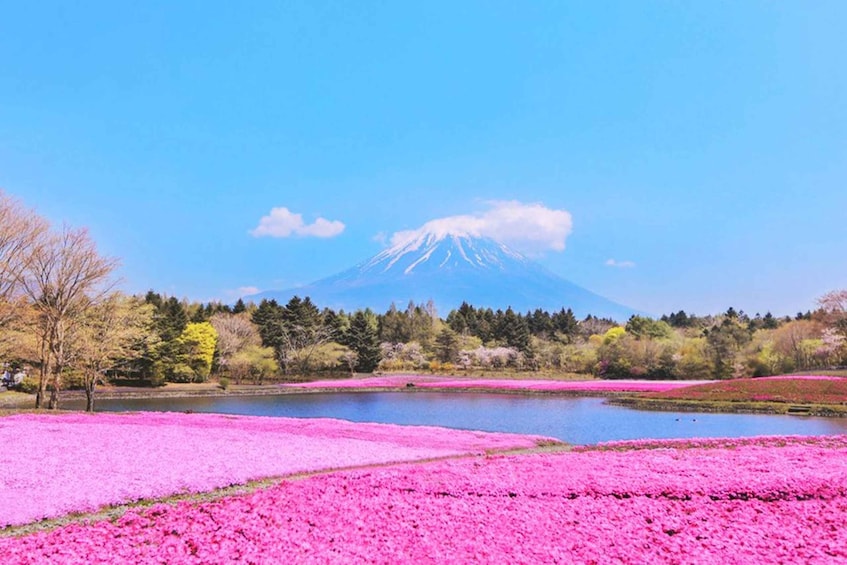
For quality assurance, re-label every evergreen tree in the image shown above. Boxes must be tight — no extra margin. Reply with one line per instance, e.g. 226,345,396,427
762,312,779,329
445,307,468,334
663,310,692,328
322,307,348,337
528,308,554,338
406,301,436,350
232,298,247,314
477,308,495,342
380,302,408,343
144,290,163,310
748,313,766,332
283,296,323,333
497,307,531,352
705,318,751,379
512,318,532,353
491,309,506,341
252,299,286,365
435,327,460,363
345,310,381,373
190,305,208,323
152,296,189,342
142,296,190,382
551,308,579,340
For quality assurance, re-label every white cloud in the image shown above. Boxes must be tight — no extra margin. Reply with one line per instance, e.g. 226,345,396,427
605,258,636,269
389,200,573,252
251,207,345,239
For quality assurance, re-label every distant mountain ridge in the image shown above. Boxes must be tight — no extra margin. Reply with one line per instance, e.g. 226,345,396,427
248,230,640,321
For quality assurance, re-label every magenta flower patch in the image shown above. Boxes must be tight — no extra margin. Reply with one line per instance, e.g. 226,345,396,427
2,434,846,563
0,412,548,528
284,375,711,392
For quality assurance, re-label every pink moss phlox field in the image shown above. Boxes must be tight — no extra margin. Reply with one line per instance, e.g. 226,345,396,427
577,434,847,453
284,375,448,388
3,436,847,563
285,375,712,393
758,375,846,381
413,378,712,393
0,412,547,528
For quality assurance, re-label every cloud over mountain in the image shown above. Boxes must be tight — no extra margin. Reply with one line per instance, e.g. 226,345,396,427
389,200,573,253
248,228,640,320
251,207,345,238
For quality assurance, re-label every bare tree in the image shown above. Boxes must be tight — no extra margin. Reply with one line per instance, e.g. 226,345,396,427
0,191,48,354
18,225,118,409
771,320,824,371
229,345,278,385
578,316,616,339
209,312,260,374
74,294,154,411
278,324,337,375
817,290,847,332
340,350,358,376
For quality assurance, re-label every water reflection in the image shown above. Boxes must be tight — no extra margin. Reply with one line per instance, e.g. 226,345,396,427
70,392,847,445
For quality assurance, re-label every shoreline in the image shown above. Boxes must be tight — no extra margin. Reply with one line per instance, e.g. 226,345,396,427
4,376,847,417
0,385,635,412
608,396,847,418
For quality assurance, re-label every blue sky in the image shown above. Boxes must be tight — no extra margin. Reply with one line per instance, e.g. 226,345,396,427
1,2,845,316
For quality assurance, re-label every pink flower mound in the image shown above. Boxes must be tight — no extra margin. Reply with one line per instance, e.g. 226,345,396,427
286,375,711,392
284,375,447,388
414,378,712,393
758,375,846,381
0,413,547,528
4,436,846,563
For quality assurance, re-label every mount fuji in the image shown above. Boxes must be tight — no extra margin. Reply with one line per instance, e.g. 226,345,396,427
248,229,640,320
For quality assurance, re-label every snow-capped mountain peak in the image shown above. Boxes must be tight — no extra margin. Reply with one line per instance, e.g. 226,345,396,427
248,226,641,321
364,229,527,276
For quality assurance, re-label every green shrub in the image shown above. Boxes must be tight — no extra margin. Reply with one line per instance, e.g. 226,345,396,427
218,377,230,390
148,373,166,388
63,371,85,390
16,376,39,394
166,363,196,383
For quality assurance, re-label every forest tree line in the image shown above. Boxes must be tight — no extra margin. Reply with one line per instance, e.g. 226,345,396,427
2,190,847,412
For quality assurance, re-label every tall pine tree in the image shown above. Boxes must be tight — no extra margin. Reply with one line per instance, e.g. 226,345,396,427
345,310,382,373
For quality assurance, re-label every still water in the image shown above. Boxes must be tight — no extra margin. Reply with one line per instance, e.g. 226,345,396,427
71,392,847,445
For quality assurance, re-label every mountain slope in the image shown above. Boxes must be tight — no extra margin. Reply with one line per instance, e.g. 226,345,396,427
248,231,640,320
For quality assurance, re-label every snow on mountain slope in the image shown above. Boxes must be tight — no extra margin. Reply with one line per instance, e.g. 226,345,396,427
363,230,527,275
248,230,640,320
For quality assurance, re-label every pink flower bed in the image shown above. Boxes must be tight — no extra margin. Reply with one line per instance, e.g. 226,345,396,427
285,375,447,388
3,435,846,563
578,434,847,452
286,375,711,393
414,378,712,393
0,413,548,528
757,375,846,381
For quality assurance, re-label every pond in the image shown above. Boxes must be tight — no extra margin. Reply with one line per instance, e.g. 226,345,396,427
71,392,847,445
